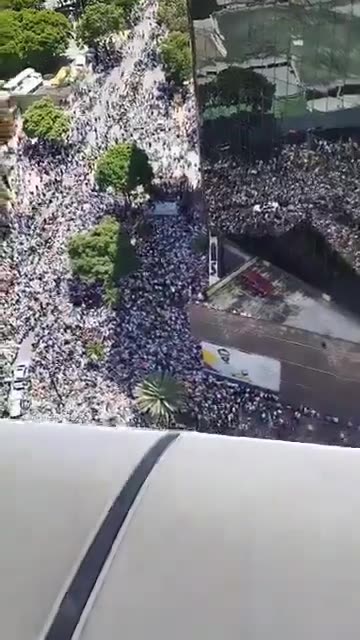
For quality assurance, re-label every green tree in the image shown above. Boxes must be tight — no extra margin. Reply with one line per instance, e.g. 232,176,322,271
158,0,188,33
160,31,192,86
18,9,72,71
197,81,218,109
103,285,120,307
0,0,44,9
244,69,275,112
0,9,72,77
95,143,153,195
214,67,243,106
75,0,139,21
113,0,139,22
23,97,71,142
85,340,105,362
215,66,275,112
68,217,138,301
135,373,187,425
191,232,208,254
0,11,22,77
76,1,125,48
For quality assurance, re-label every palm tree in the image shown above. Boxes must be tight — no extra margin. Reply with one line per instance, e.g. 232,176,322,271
134,372,186,426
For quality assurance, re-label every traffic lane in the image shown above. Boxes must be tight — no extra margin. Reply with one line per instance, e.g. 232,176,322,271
189,305,360,418
222,319,360,382
279,361,360,421
190,305,360,383
16,333,34,365
227,333,360,419
226,330,332,374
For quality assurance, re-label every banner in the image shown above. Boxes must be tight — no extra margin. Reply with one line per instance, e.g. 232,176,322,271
209,235,219,285
201,341,281,391
152,202,178,216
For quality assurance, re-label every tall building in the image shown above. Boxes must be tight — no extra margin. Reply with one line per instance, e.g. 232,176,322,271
188,0,360,288
188,0,360,417
190,0,360,136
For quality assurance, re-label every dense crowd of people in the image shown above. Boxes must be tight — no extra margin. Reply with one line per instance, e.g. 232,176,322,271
3,0,359,445
203,138,360,272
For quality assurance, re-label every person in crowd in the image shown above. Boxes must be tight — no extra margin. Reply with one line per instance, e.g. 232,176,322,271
4,0,356,443
203,138,360,271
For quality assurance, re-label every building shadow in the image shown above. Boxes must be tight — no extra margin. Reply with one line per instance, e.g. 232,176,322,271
231,223,360,316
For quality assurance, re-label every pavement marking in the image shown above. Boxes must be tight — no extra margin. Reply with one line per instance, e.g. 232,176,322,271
255,330,345,353
280,356,360,384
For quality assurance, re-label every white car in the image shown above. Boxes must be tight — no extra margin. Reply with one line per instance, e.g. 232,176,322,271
9,377,29,418
9,399,22,419
13,379,27,392
14,363,29,381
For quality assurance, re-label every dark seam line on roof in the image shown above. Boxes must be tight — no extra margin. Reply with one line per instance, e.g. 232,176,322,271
45,431,180,640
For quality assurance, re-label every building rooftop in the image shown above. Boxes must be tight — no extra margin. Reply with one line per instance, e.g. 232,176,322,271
208,253,360,344
3,419,360,640
193,17,227,63
213,3,360,87
308,95,360,112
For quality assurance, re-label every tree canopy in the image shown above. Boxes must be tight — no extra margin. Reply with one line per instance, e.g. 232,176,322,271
210,66,275,112
197,81,218,109
160,31,192,86
113,0,140,22
1,0,44,9
95,143,153,194
23,97,71,142
85,340,105,362
158,0,188,33
76,1,125,48
135,373,187,424
0,9,72,77
68,217,138,303
0,11,22,78
77,0,139,22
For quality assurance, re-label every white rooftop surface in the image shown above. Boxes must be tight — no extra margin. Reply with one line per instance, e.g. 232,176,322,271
4,69,43,96
331,1,360,15
284,292,360,342
308,95,360,112
2,420,360,640
193,17,216,31
258,66,299,98
342,94,360,108
209,259,360,343
151,201,178,216
194,17,227,60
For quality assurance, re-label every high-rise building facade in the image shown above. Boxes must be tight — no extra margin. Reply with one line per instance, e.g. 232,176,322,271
188,0,360,409
188,0,360,309
189,0,360,136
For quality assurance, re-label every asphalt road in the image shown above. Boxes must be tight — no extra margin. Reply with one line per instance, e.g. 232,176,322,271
189,304,360,421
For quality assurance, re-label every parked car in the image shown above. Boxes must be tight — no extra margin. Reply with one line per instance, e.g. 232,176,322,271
14,363,29,381
13,379,27,392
